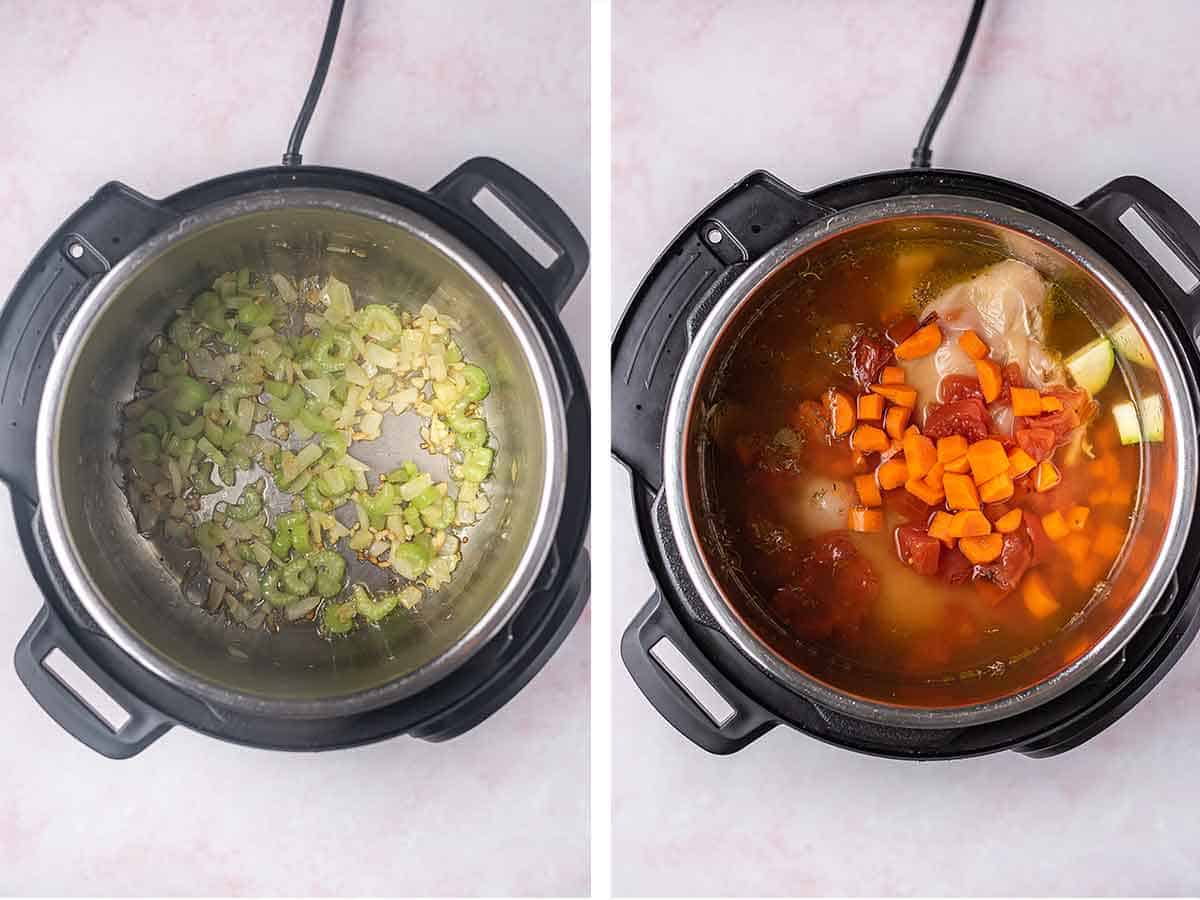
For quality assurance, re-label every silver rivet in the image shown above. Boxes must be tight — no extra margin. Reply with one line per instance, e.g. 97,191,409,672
706,228,723,244
67,242,84,259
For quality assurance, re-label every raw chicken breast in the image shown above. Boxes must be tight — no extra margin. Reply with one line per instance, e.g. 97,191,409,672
900,260,1064,424
774,476,856,536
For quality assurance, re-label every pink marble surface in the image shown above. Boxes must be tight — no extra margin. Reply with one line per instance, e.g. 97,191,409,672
612,1,1200,896
0,1,588,897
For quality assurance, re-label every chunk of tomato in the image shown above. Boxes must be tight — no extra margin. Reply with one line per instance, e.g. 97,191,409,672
923,397,993,442
895,524,942,575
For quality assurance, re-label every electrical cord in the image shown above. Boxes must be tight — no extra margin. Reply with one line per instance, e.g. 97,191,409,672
911,0,987,168
282,0,346,167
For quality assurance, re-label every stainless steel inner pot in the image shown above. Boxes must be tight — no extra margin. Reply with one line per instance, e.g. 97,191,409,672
664,194,1197,728
37,188,566,717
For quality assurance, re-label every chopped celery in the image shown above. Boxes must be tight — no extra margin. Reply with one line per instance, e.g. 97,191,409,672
226,484,262,521
352,583,402,622
364,342,398,369
167,375,210,413
462,447,494,483
131,432,160,464
391,540,432,580
385,461,419,484
399,472,432,502
194,521,225,550
196,437,227,467
411,484,440,510
301,377,332,404
322,600,357,635
121,266,495,634
461,364,490,402
311,550,346,597
322,276,354,323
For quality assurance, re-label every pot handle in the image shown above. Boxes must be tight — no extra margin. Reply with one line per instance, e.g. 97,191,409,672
622,593,777,754
431,157,589,313
612,171,832,491
14,604,172,759
0,181,178,503
411,548,590,743
1079,176,1200,330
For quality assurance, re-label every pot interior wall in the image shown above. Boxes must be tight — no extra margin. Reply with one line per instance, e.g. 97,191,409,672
687,213,1183,708
52,201,551,706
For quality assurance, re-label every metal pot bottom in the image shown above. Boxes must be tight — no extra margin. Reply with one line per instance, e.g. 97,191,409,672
37,190,567,717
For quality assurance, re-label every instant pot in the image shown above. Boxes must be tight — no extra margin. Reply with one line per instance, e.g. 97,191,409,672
614,169,1200,758
4,1,589,759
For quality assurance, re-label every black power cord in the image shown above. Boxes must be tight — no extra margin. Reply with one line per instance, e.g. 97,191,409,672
282,0,347,167
911,0,987,168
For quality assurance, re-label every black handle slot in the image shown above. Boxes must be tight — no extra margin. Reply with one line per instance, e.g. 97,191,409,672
14,605,173,759
622,594,777,755
1080,176,1200,334
432,157,589,313
612,171,832,492
0,182,178,503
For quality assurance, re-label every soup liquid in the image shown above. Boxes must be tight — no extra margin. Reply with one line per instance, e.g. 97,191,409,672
705,239,1139,691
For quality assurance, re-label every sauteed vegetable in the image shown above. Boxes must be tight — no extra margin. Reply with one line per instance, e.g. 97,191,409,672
709,241,1148,683
119,268,495,636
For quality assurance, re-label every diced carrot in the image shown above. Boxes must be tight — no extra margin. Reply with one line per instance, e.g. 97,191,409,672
975,359,1003,403
894,323,943,361
1095,422,1118,450
848,506,883,533
904,424,921,438
944,455,971,474
994,509,1023,533
905,478,945,506
884,405,910,440
936,435,969,463
928,511,957,546
857,392,885,421
1067,505,1090,531
979,473,1014,504
921,465,940,494
1109,481,1135,506
1062,533,1090,565
1094,522,1126,559
1041,510,1071,540
903,431,938,481
958,330,989,360
948,510,991,538
854,474,882,507
943,472,980,510
1022,572,1060,620
1011,387,1043,417
850,424,890,453
824,389,856,436
1008,447,1037,479
960,533,1003,564
967,439,1009,485
1088,487,1110,505
870,384,918,408
881,366,906,385
877,458,909,490
1041,395,1064,412
1034,460,1061,493
1073,556,1109,590
1088,455,1121,482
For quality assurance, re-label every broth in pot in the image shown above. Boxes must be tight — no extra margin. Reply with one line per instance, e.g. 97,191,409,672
698,234,1150,706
